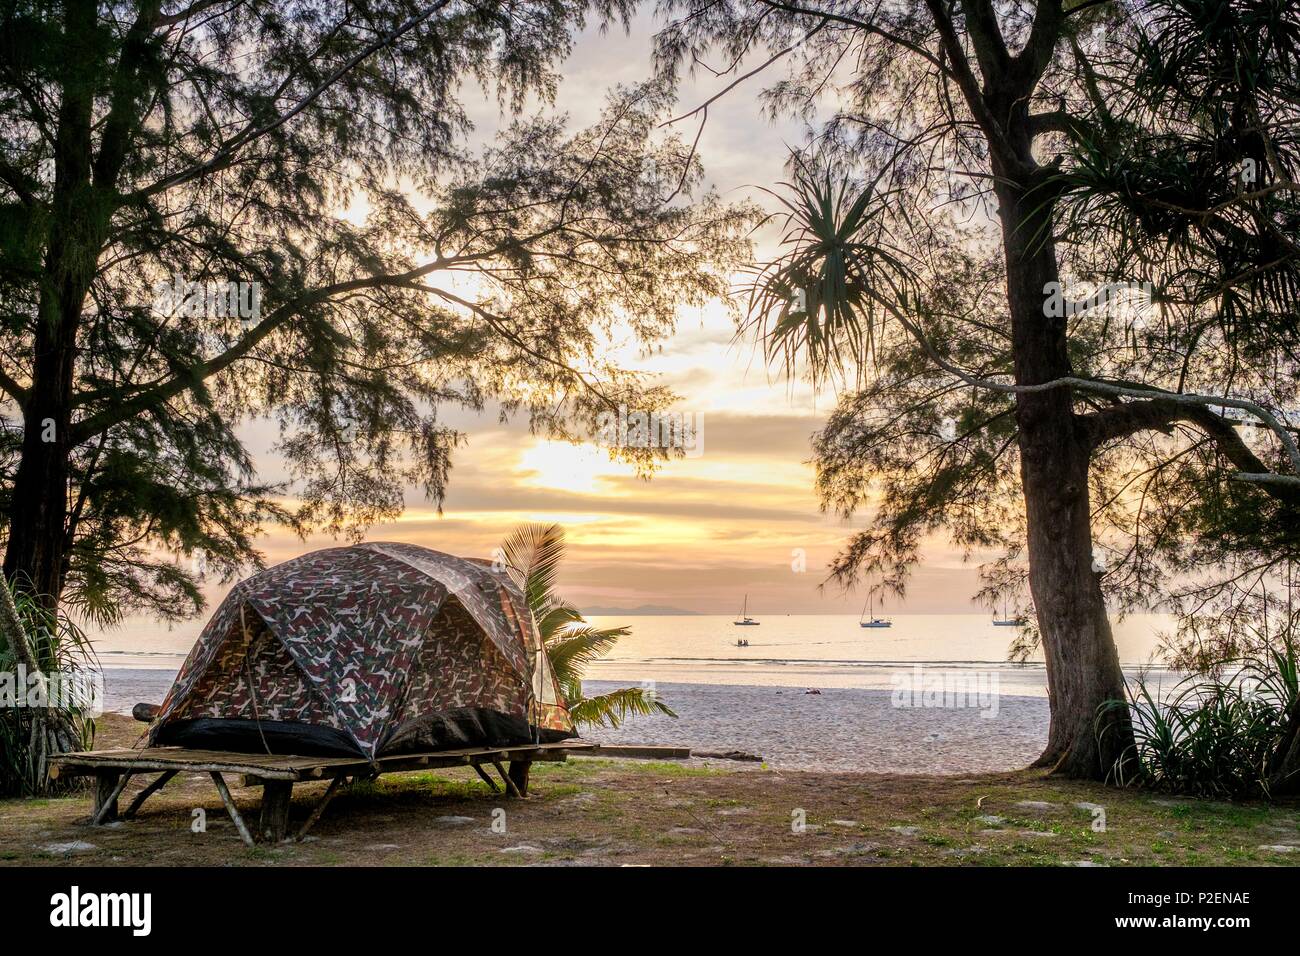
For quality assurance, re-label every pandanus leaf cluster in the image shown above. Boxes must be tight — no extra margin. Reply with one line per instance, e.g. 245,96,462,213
744,161,917,385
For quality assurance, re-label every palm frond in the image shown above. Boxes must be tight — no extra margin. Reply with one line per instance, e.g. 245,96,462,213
534,600,585,643
498,521,675,729
544,622,631,687
499,522,566,615
569,687,677,729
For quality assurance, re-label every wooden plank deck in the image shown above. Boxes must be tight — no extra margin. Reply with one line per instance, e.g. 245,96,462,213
48,740,595,783
50,739,599,845
46,739,726,847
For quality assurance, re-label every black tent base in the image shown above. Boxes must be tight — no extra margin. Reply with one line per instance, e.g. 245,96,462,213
154,709,575,758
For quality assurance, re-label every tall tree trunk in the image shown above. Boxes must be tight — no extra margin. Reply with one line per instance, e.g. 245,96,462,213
1267,700,1300,795
917,0,1132,777
2,0,102,611
4,269,81,609
996,177,1135,779
2,339,77,610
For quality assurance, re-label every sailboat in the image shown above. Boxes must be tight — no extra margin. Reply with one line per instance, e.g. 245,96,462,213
992,596,1026,627
859,593,892,628
734,594,760,627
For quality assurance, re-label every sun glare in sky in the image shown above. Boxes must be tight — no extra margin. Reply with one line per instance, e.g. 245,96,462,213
517,441,639,496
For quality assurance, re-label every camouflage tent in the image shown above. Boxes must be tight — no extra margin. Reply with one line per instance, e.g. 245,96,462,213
149,543,574,758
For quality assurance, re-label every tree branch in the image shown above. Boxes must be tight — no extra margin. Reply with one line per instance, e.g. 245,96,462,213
1008,0,1064,93
753,0,954,77
1027,108,1094,141
0,365,28,409
69,255,455,442
156,0,236,28
1083,398,1300,501
0,157,40,205
93,0,163,189
864,286,1300,479
403,282,622,409
920,0,1025,173
957,0,1009,81
126,0,455,202
663,21,828,129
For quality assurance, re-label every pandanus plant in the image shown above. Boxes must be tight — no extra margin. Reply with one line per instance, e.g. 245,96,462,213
0,576,95,796
498,522,675,728
743,158,918,387
1100,643,1300,798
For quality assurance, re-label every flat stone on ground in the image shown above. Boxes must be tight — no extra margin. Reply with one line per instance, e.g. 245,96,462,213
39,841,97,854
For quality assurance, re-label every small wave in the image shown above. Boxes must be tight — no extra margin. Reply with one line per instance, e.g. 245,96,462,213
99,650,186,659
594,655,1051,668
591,655,1177,670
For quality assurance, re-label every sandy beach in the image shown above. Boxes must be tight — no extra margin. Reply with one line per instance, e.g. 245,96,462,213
100,669,1049,775
583,680,1049,773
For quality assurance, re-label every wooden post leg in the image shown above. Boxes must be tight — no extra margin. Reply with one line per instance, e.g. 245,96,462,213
210,772,256,847
123,770,177,820
472,762,501,792
507,760,531,797
259,781,294,843
92,771,123,824
491,759,522,797
292,774,344,842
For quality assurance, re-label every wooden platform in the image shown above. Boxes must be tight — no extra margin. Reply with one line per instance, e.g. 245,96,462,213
49,741,591,782
48,741,595,846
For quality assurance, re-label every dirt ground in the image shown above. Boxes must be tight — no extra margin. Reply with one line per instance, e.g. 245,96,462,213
2,715,1299,866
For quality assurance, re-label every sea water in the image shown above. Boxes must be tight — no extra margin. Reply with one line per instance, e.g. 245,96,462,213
88,611,1183,712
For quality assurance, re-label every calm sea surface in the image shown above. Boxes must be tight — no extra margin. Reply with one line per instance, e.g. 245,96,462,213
89,612,1183,700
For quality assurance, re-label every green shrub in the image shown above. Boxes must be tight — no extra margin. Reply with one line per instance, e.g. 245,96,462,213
1101,645,1298,799
0,581,97,797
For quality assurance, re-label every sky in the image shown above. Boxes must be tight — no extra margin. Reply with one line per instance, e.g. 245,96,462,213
131,11,1001,628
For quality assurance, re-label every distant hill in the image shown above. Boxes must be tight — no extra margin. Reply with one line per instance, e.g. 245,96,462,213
581,604,701,616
